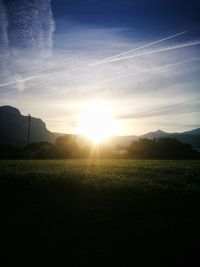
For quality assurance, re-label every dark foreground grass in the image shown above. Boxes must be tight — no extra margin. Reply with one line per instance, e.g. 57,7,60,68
0,159,200,266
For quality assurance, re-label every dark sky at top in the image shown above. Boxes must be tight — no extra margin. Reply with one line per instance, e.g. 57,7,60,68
52,0,200,36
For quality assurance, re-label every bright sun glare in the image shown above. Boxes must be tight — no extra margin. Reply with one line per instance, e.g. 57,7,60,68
78,102,122,144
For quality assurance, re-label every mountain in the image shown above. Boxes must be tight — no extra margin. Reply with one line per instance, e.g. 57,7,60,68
0,106,56,146
181,128,200,136
137,129,200,148
0,105,199,148
140,129,169,139
138,128,200,140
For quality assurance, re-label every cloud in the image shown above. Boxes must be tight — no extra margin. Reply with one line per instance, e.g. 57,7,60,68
90,31,188,66
0,0,8,76
118,98,200,120
0,22,200,134
0,0,55,91
94,57,200,87
0,0,8,50
0,30,196,90
0,0,55,62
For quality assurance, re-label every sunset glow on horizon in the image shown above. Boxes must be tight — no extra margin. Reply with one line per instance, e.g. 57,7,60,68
77,101,123,144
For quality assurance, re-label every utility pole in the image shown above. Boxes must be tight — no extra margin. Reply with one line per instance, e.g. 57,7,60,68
27,114,31,146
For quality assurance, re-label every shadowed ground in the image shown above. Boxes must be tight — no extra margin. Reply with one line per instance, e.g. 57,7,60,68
1,160,200,266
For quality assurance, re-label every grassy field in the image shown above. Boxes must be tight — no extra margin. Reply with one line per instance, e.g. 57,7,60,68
1,159,200,266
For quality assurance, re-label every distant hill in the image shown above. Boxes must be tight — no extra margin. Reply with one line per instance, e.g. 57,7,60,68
0,105,199,148
76,130,200,148
0,106,56,146
137,129,200,148
181,128,200,136
140,129,170,139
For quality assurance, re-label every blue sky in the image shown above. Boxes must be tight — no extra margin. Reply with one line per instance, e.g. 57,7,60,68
0,0,200,135
52,0,200,34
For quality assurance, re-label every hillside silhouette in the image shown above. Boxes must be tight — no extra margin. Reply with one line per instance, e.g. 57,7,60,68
0,106,56,146
0,105,199,149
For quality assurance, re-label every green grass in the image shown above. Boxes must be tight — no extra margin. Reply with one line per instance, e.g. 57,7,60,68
1,159,200,266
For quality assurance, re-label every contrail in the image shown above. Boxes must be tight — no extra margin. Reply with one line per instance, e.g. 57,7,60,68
0,33,197,89
0,73,52,88
0,53,199,90
0,31,189,88
0,65,76,88
88,57,200,95
119,98,200,120
100,57,200,84
89,31,188,66
102,40,200,64
0,61,94,89
14,57,199,94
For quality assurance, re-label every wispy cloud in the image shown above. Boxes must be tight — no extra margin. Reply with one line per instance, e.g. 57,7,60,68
118,98,200,120
0,22,200,134
0,30,190,88
0,0,8,77
96,57,200,85
6,0,55,56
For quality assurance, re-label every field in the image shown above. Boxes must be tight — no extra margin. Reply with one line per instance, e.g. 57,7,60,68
1,159,200,266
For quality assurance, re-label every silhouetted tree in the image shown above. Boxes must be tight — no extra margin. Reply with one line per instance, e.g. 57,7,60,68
24,142,54,159
0,145,22,159
128,138,199,159
54,135,80,158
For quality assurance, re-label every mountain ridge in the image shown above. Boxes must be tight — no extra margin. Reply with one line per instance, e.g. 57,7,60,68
0,105,199,148
0,105,56,146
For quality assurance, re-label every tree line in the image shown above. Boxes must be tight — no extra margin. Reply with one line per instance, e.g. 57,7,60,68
0,135,199,159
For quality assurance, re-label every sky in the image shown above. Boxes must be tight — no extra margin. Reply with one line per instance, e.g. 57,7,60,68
0,0,200,135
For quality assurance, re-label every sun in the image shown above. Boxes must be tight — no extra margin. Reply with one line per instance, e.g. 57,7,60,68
78,101,121,144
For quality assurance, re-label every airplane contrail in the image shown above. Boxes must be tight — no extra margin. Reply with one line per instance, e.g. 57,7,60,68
101,40,200,63
118,98,200,120
16,57,200,94
89,31,188,66
0,73,54,88
99,57,200,84
0,50,198,91
0,31,190,89
0,76,38,88
88,57,200,95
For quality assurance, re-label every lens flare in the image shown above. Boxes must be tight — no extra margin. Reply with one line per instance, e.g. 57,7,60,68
78,102,122,144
